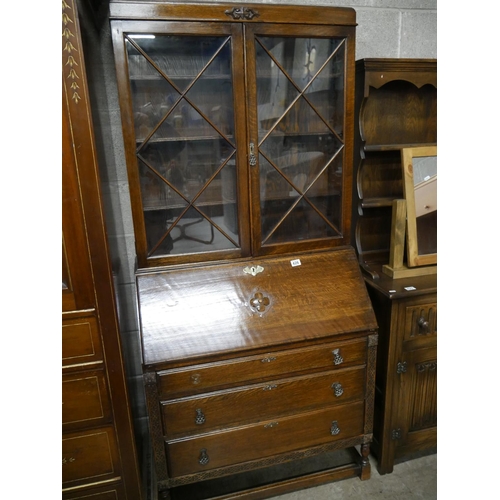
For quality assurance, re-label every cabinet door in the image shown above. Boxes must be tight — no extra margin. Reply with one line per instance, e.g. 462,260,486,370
113,19,355,267
396,346,437,456
62,91,95,312
112,21,251,268
245,24,355,256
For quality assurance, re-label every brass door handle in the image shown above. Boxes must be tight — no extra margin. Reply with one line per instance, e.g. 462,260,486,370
249,142,257,167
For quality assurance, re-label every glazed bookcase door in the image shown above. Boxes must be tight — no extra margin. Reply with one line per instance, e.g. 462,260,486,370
112,21,250,268
245,24,355,256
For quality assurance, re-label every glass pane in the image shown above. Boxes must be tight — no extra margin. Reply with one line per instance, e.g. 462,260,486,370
125,33,239,259
264,198,339,244
256,35,345,245
130,35,228,92
186,41,235,140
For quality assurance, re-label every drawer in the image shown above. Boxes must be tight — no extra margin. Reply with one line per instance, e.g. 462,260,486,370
402,301,437,343
62,427,120,486
166,400,365,477
157,338,368,398
161,366,366,439
62,483,126,500
62,315,103,367
62,369,111,428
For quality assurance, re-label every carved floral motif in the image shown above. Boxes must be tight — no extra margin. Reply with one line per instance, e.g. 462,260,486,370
225,7,260,20
62,0,81,104
249,292,270,313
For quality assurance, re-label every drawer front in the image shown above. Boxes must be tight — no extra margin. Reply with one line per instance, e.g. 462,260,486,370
166,401,365,477
162,366,366,439
62,427,120,486
158,338,367,398
62,369,111,428
62,315,103,367
403,301,437,343
62,483,126,500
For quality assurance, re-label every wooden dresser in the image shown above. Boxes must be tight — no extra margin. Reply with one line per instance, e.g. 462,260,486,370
109,2,378,497
365,268,436,475
351,58,437,278
138,249,378,499
62,0,142,498
352,59,437,474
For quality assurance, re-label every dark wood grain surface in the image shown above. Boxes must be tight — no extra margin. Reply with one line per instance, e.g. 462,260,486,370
138,248,377,366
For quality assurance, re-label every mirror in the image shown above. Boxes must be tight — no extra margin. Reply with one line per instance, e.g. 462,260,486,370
401,146,437,267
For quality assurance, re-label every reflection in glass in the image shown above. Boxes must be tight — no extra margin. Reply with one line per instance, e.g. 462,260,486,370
256,36,345,244
412,156,437,256
125,34,239,257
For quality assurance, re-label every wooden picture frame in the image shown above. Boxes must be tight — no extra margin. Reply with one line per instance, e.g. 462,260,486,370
401,145,437,267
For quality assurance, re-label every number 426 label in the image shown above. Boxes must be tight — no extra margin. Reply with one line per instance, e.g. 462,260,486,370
290,259,302,267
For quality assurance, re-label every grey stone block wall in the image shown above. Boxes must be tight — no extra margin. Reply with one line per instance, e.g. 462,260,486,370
78,0,436,448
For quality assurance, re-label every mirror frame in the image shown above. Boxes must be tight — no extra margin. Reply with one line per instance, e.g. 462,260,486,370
401,145,437,267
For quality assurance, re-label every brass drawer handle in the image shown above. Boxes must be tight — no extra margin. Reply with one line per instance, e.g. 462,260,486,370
261,356,276,363
195,408,206,425
331,382,344,397
417,316,430,333
263,384,277,391
198,448,209,466
330,420,341,435
332,348,343,365
264,421,279,428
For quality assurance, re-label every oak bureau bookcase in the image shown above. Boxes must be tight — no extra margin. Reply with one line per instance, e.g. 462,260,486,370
110,2,378,498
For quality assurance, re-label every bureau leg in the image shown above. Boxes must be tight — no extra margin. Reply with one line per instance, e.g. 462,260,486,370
359,443,371,480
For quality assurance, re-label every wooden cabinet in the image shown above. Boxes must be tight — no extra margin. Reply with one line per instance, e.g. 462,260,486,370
139,249,378,499
364,269,436,474
110,1,356,269
351,59,437,474
352,58,437,278
109,3,377,498
62,1,142,498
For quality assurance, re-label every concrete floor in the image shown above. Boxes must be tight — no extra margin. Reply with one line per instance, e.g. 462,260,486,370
266,453,437,500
